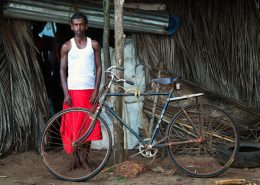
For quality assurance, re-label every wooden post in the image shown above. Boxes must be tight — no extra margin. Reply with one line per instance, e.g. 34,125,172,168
113,0,125,164
103,0,111,71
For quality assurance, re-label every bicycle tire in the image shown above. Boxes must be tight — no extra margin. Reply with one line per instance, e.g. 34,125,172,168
166,103,239,178
41,108,112,182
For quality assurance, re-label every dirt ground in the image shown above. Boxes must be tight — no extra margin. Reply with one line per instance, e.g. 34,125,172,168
0,151,260,185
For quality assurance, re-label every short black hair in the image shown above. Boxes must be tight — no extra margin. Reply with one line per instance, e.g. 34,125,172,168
70,12,88,24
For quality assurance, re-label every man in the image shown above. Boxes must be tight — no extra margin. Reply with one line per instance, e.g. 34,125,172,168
59,12,102,170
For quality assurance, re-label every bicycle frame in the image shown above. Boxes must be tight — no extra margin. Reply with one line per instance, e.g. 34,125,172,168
105,92,205,146
73,66,205,149
73,87,172,146
104,90,173,146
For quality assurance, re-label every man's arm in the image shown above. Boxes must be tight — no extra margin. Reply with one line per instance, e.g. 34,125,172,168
90,39,102,104
60,41,72,106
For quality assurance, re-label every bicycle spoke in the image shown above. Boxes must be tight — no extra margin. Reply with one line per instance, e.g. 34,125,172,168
166,104,239,177
41,108,112,182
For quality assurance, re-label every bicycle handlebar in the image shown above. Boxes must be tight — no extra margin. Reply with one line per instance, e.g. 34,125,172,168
115,66,124,71
106,65,124,72
106,66,135,86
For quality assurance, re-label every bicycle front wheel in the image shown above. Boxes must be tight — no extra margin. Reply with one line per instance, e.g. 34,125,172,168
41,108,112,181
166,104,239,178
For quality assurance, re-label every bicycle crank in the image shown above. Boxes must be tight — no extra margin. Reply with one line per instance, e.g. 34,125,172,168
138,138,158,158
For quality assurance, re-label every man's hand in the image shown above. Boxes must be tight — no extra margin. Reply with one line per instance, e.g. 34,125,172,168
64,94,72,107
90,90,99,105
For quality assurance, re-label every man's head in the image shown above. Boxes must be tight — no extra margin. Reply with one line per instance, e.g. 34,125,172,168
70,12,88,24
70,12,88,37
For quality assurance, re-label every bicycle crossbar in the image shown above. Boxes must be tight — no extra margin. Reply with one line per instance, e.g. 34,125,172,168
170,93,204,101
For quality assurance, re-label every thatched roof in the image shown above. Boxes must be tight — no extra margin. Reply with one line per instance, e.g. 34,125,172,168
133,0,260,112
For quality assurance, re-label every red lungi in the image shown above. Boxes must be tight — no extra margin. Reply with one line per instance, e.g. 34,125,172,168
60,89,102,154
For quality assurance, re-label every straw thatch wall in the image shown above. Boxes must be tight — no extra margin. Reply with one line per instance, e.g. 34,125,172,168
133,0,260,111
0,0,259,155
0,18,49,156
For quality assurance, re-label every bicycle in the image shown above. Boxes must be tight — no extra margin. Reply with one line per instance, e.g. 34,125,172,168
41,66,239,181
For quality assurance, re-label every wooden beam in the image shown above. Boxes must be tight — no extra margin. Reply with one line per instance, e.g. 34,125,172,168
124,3,166,11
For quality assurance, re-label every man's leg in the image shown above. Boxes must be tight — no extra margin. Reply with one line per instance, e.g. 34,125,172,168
79,142,93,170
67,149,81,170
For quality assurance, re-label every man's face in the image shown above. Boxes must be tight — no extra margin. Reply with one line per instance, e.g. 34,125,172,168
71,18,88,37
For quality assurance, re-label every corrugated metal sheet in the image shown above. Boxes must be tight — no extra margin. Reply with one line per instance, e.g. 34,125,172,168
3,0,170,35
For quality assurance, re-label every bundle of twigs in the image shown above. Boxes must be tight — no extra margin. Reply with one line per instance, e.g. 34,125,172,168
132,0,260,110
0,18,49,156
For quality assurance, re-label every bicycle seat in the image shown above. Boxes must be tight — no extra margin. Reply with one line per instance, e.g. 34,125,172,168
151,77,178,85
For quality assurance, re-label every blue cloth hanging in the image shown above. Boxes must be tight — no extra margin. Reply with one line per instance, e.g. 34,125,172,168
38,22,57,38
167,15,180,37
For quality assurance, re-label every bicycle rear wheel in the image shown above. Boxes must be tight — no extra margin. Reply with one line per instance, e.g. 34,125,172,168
41,108,112,181
166,104,239,177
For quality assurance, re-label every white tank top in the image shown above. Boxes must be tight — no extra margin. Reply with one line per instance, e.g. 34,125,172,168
67,37,95,90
